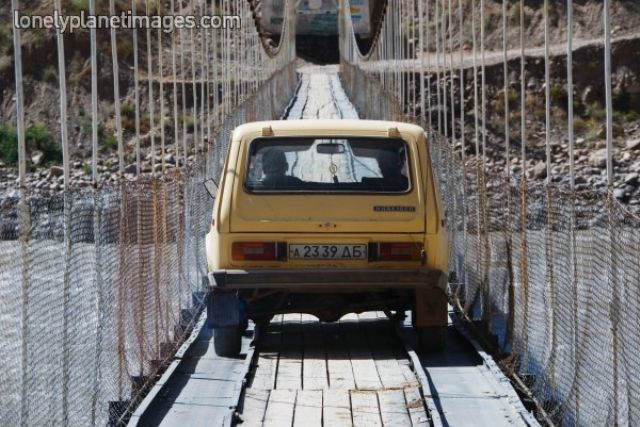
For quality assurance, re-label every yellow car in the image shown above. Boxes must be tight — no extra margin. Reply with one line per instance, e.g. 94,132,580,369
204,119,449,356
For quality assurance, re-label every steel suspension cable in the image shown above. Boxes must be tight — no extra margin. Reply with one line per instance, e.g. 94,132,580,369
158,0,166,173
11,0,29,423
146,0,156,173
110,0,124,174
132,0,142,175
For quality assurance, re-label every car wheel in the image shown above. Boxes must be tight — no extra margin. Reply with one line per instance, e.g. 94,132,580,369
417,326,447,352
213,326,242,357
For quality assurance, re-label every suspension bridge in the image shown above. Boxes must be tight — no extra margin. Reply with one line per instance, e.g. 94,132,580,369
1,0,639,426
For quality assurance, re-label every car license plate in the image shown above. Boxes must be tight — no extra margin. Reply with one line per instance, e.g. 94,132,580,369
289,244,367,260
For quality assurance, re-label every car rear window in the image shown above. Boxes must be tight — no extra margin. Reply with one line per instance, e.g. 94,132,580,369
245,137,411,193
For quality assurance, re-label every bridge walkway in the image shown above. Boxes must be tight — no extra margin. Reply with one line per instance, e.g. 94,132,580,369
131,65,537,427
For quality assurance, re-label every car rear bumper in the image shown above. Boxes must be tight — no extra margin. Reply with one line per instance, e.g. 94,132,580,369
208,268,447,292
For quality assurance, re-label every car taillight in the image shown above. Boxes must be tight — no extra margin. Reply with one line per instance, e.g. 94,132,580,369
376,242,422,261
232,242,283,261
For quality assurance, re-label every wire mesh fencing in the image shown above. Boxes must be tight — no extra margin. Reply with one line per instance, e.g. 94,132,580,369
340,0,640,425
0,62,297,426
1,0,298,424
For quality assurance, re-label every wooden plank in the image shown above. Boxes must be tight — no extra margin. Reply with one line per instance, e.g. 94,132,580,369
350,390,382,427
404,387,430,426
326,322,356,390
378,389,412,427
361,316,414,389
263,389,297,427
373,311,420,387
302,322,329,390
276,314,303,390
293,389,323,427
250,316,282,390
344,320,382,390
323,389,353,427
239,389,270,427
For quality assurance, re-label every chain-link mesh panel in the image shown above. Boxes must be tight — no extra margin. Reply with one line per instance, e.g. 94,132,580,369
342,60,640,426
0,59,297,425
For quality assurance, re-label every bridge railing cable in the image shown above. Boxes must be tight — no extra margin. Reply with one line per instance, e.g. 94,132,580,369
1,0,297,425
339,0,640,425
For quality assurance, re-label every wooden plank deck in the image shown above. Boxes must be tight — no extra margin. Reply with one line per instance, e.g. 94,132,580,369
239,313,430,427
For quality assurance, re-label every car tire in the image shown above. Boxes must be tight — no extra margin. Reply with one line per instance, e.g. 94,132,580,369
213,326,242,357
417,326,447,352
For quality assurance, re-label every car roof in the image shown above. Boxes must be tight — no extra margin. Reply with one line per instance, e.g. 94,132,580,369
232,119,426,142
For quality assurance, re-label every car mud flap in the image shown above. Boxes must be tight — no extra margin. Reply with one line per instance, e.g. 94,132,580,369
207,290,246,328
414,273,448,328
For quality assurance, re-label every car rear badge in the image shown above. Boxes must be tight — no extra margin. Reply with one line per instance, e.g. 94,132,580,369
373,206,416,212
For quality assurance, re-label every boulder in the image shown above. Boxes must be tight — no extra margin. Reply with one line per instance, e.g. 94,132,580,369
626,138,640,150
589,149,608,168
533,161,547,179
48,165,64,178
124,163,138,174
31,150,44,166
624,173,639,186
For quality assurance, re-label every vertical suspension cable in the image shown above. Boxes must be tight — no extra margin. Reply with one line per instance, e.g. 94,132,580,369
90,0,99,183
171,0,180,168
396,0,401,107
603,0,614,186
519,0,529,364
203,0,211,147
89,0,102,421
469,0,482,314
480,0,486,170
53,1,70,422
567,0,575,190
157,0,166,173
448,0,455,142
55,0,70,190
11,3,26,190
426,0,432,129
566,2,579,421
179,20,188,165
146,0,156,173
472,0,479,159
603,0,618,422
480,0,491,332
418,0,425,123
544,0,551,182
200,0,208,149
132,0,142,175
435,0,442,133
411,0,417,118
110,0,124,174
440,0,448,137
190,24,199,153
458,0,467,305
503,0,510,184
11,0,29,423
502,0,514,347
222,0,228,118
212,3,220,129
459,0,464,153
520,0,526,176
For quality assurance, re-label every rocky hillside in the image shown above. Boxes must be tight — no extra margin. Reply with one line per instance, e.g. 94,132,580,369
0,0,202,193
407,0,640,211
